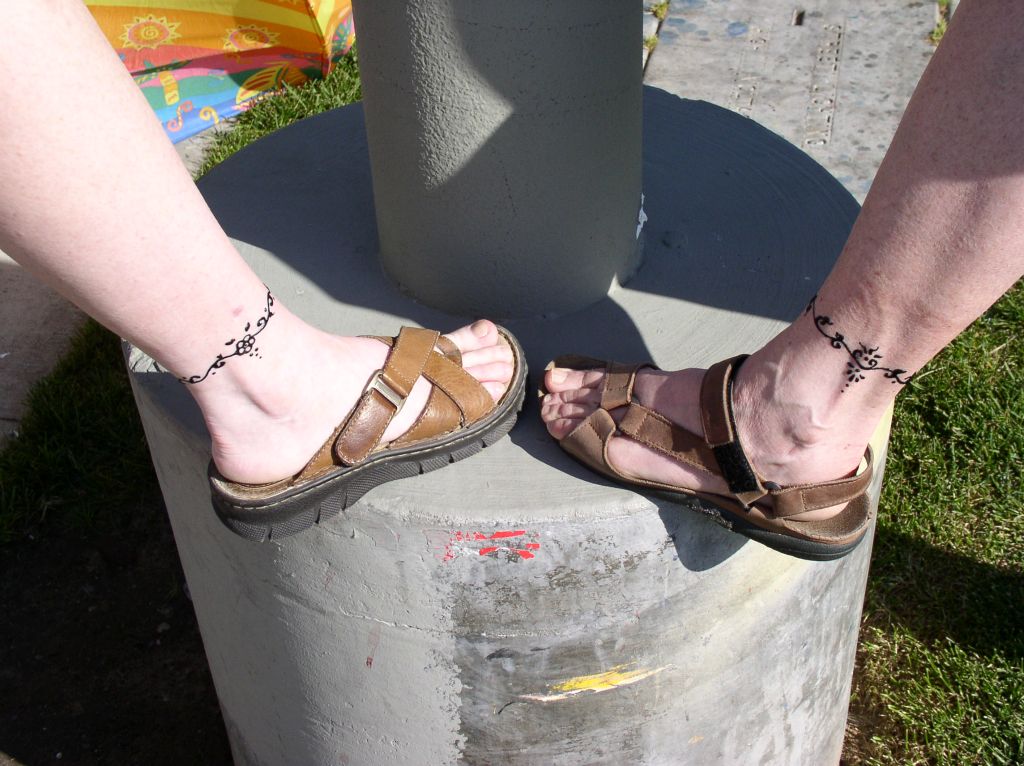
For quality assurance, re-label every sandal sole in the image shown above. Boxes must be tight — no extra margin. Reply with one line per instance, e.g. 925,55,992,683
655,489,869,562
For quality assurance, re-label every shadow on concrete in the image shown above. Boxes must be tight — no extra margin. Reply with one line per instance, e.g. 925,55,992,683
198,87,858,348
195,85,859,452
658,502,750,571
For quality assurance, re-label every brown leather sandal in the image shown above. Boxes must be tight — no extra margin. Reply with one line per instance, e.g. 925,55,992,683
546,354,874,560
211,326,527,541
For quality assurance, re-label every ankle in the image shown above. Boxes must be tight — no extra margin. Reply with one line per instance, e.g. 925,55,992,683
730,352,882,483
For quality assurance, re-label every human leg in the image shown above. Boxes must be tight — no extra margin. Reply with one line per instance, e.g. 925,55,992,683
0,3,516,487
542,0,1023,540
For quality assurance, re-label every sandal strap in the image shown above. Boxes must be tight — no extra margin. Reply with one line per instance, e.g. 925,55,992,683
334,327,439,465
768,449,874,518
390,342,494,446
601,361,645,410
698,355,770,507
617,402,719,475
434,334,462,365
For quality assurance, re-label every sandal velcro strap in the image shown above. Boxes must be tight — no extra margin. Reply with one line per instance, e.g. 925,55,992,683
335,327,439,465
617,402,718,475
601,362,643,410
769,449,874,518
699,355,768,507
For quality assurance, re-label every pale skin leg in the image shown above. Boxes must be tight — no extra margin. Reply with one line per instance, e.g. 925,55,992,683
543,0,1024,518
0,2,513,484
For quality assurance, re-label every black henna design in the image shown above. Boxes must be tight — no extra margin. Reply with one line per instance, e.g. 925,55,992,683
804,294,912,392
179,290,275,384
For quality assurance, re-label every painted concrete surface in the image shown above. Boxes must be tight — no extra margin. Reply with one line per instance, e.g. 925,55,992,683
352,0,643,319
645,0,935,201
131,89,885,763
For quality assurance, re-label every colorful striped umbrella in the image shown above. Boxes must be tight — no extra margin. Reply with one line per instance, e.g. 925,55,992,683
87,1,355,142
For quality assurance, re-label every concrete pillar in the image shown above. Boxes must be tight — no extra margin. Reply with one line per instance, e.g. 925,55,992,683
130,87,884,764
352,0,643,318
128,10,885,764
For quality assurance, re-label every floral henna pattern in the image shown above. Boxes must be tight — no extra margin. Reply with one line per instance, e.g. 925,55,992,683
805,294,912,391
179,290,275,384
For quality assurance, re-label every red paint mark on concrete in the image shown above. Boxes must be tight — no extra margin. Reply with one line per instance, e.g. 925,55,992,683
427,529,543,562
365,624,381,669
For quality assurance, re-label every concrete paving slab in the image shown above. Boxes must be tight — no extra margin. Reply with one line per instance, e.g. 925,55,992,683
644,0,936,201
174,117,235,177
643,11,660,40
0,251,84,446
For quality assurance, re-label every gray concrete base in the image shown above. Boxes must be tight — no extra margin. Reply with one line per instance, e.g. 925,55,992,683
129,88,887,765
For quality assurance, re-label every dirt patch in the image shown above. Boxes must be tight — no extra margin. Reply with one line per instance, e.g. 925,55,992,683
0,497,230,766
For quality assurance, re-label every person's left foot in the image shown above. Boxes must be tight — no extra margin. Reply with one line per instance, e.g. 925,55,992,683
539,358,866,523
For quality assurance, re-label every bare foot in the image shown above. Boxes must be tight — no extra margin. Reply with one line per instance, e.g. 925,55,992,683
194,316,514,484
540,356,871,521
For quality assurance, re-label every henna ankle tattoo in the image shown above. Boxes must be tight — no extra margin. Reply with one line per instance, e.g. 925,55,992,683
179,290,275,384
805,294,912,391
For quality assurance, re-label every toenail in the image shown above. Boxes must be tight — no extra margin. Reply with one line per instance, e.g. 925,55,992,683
471,320,490,338
549,369,567,383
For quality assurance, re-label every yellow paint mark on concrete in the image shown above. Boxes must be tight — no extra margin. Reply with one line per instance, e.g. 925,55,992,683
519,664,672,702
688,735,704,745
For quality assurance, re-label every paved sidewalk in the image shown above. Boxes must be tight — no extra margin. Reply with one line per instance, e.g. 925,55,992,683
0,2,935,448
645,0,935,202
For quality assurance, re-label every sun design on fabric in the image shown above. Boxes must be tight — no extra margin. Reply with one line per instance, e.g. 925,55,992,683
120,15,181,50
224,25,280,52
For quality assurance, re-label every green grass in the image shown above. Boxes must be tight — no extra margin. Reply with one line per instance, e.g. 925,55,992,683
1,43,1022,761
0,321,155,542
651,2,670,23
849,280,1024,764
198,49,361,177
930,1,951,45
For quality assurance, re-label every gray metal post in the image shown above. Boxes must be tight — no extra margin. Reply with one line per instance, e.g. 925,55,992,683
352,0,643,318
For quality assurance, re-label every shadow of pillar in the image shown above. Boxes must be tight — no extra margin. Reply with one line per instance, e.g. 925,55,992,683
127,87,885,765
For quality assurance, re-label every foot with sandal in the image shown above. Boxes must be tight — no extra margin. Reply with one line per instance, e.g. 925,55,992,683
539,0,1023,560
0,4,527,541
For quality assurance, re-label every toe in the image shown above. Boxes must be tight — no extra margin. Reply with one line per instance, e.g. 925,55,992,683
481,381,508,401
464,361,514,387
540,392,597,439
540,397,593,421
543,366,605,394
461,341,513,371
445,320,514,401
445,319,500,355
543,386,601,407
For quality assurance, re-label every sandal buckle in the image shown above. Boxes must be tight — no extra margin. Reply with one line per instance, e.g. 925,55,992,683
368,370,406,412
